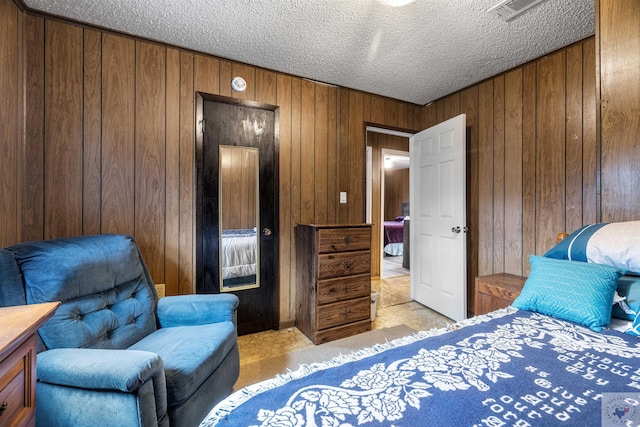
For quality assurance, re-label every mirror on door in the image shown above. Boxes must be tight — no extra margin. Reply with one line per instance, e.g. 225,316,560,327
219,145,260,291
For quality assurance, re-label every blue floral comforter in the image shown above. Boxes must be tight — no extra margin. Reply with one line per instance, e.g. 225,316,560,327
202,308,640,426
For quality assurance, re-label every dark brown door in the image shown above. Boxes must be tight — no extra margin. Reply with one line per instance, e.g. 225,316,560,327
195,93,279,335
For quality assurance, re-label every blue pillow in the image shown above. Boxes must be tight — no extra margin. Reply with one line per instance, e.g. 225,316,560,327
628,312,640,337
544,223,608,261
545,221,640,275
612,276,640,321
513,255,622,331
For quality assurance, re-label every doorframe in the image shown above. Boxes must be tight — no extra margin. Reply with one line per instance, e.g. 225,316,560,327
364,123,415,280
194,92,280,331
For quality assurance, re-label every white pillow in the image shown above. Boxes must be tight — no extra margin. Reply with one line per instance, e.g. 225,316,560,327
587,221,640,274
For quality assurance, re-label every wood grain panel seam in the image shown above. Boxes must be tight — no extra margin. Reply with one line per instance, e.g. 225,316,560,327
493,76,505,274
2,0,19,245
15,3,23,243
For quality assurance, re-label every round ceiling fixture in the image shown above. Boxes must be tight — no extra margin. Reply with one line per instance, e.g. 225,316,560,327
379,0,415,6
231,76,247,92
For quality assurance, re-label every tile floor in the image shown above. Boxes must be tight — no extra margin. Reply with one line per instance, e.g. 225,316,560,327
381,254,409,278
237,272,452,366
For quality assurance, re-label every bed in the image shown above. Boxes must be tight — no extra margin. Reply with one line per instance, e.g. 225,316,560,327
221,228,257,287
384,219,406,256
202,221,640,426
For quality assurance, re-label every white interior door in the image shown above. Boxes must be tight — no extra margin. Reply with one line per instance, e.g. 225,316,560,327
409,114,466,321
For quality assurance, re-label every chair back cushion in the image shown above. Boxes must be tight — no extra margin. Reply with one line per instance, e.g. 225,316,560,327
0,248,27,307
8,234,158,350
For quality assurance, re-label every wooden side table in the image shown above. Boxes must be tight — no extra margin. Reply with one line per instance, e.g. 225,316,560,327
474,273,526,316
0,302,59,427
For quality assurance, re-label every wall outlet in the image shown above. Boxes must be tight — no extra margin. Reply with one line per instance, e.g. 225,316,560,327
155,283,166,298
340,192,347,204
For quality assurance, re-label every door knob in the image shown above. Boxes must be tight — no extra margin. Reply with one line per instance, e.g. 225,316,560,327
451,226,461,233
262,227,272,236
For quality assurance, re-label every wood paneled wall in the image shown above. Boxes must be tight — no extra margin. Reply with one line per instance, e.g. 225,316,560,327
4,0,639,322
424,37,597,311
384,169,409,221
598,0,640,222
366,132,409,278
0,0,422,325
0,0,22,246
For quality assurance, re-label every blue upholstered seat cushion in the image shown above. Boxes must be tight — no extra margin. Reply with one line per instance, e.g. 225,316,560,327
8,235,157,350
129,321,238,406
513,255,622,331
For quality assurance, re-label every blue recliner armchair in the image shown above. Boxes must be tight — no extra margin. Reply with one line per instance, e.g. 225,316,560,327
0,234,240,427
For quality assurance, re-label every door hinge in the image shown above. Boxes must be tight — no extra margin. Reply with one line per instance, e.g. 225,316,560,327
200,119,206,134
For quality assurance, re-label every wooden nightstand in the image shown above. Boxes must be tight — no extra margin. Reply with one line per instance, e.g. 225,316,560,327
0,302,59,427
474,273,527,316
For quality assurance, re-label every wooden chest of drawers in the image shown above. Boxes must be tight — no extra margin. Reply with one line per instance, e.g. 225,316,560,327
296,224,372,344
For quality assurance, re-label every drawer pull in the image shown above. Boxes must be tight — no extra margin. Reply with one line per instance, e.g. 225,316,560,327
0,402,7,416
341,309,351,316
342,260,352,269
341,285,350,292
343,236,352,244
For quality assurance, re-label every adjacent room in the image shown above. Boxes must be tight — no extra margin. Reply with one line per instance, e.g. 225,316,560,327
1,0,639,426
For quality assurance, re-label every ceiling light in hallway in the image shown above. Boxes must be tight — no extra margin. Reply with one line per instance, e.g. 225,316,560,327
379,0,416,7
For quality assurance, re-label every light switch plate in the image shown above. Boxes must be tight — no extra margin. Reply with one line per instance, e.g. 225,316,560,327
340,192,347,203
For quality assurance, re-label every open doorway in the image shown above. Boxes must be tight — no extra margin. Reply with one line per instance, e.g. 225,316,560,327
365,126,414,308
380,148,410,279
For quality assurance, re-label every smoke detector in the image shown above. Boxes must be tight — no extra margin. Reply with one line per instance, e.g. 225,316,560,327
231,76,247,92
488,0,549,21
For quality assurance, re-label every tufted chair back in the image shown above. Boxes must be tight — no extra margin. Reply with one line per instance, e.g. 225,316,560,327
5,234,158,351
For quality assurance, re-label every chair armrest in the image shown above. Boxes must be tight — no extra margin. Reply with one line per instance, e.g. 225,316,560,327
157,294,239,328
37,348,164,392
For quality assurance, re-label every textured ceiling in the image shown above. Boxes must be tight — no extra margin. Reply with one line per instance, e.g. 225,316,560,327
23,0,595,105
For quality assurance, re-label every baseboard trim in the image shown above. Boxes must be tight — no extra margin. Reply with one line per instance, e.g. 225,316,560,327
279,320,296,330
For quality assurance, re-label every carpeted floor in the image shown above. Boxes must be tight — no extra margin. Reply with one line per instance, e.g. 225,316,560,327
235,275,452,390
373,274,411,308
234,324,416,390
